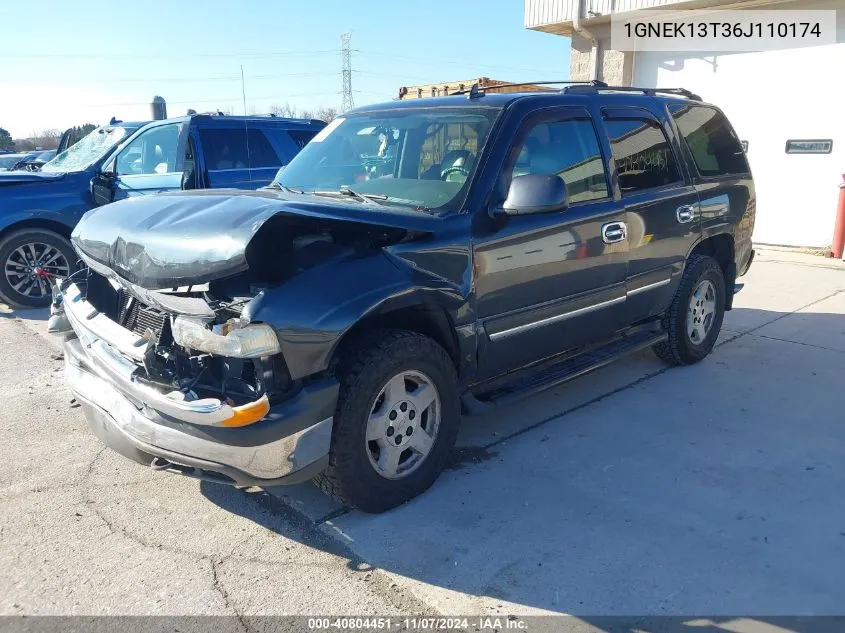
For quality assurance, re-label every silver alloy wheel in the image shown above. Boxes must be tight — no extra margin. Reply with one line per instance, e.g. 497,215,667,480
687,279,717,344
4,242,70,299
365,369,441,480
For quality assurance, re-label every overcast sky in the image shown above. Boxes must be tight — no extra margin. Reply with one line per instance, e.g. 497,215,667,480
0,0,571,138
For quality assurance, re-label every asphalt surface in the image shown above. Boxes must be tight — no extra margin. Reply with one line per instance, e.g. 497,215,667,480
1,249,844,622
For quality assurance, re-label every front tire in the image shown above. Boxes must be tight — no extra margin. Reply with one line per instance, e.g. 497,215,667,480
653,254,726,365
314,329,460,513
0,229,77,308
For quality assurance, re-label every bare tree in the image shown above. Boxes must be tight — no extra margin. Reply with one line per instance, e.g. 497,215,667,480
269,102,298,118
268,103,338,122
314,107,338,122
27,129,63,150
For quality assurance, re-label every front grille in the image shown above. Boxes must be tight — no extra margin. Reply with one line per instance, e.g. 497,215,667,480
121,297,167,336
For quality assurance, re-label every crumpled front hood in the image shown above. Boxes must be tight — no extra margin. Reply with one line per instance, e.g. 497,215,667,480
71,189,438,289
0,171,66,186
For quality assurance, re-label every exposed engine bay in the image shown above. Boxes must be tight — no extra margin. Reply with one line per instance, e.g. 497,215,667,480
74,218,394,409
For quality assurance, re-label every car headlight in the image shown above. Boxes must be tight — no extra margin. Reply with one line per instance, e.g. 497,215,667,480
172,317,281,358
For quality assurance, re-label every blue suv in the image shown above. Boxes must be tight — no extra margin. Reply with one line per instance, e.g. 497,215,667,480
0,114,325,307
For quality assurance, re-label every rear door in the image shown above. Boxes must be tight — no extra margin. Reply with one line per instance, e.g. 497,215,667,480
599,107,701,324
195,127,253,189
473,106,629,379
109,122,187,201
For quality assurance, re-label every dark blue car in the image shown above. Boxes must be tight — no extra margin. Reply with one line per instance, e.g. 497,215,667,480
0,114,325,307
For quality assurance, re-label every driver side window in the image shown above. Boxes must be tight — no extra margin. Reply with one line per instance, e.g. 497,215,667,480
115,123,182,176
509,119,609,204
419,122,480,183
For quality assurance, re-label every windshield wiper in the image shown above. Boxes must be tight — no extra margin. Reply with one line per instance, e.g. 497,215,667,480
265,182,303,194
312,186,387,206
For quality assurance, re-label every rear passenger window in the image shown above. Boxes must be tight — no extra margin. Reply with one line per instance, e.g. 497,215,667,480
198,129,249,170
604,118,681,194
246,129,281,168
510,119,608,203
670,104,748,177
288,130,319,150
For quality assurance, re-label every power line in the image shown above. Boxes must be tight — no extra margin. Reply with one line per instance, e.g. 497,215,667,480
14,71,341,85
354,49,564,76
79,91,340,108
0,49,341,60
341,32,354,112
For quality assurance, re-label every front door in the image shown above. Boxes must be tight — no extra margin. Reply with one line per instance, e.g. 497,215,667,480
473,108,629,380
599,109,702,323
109,122,187,202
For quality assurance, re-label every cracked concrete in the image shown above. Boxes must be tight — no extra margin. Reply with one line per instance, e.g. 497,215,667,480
2,249,845,618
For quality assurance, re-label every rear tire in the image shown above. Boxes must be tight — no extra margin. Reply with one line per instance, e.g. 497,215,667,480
314,329,460,513
653,254,726,365
0,229,77,308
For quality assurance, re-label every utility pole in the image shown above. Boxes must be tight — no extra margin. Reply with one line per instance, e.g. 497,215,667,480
240,65,247,115
341,32,354,112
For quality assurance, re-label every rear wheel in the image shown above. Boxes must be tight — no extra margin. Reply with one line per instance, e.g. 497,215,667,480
653,254,726,365
314,329,460,513
0,229,77,308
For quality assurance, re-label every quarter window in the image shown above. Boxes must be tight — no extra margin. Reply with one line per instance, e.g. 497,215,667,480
509,119,609,203
670,104,748,177
604,118,681,194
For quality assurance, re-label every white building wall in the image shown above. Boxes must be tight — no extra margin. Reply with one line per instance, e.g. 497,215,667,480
633,0,845,246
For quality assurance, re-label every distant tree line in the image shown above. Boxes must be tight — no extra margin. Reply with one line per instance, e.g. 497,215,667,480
0,123,97,153
268,103,339,122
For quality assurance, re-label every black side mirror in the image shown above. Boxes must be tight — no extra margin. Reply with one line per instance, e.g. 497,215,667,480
501,174,568,216
90,170,115,207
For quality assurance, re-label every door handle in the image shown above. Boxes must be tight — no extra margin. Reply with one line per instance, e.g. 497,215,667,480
602,221,627,244
676,205,696,224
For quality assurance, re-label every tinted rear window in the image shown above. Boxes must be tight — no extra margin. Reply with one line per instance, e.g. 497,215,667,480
287,129,318,150
605,118,681,193
670,104,748,177
198,128,282,170
199,129,249,170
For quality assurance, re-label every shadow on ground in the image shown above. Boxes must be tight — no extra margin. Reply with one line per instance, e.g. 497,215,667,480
0,305,49,321
196,306,844,617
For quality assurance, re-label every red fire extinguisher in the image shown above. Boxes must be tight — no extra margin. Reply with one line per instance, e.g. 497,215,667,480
830,175,845,259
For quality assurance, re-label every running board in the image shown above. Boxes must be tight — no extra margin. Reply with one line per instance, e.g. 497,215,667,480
464,329,667,413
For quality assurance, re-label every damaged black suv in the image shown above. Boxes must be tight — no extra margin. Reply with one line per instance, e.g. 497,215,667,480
51,83,755,513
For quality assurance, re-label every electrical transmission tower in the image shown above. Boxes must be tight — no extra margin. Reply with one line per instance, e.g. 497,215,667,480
341,31,354,112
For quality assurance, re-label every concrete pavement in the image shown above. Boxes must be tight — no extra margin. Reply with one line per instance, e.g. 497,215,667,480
1,249,844,621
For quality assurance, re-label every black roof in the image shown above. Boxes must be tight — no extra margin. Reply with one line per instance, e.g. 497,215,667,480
351,83,704,114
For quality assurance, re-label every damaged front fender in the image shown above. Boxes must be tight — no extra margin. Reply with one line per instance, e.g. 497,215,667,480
247,250,467,380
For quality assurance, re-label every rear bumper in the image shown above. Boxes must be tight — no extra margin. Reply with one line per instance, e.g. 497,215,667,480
65,337,338,485
738,247,755,278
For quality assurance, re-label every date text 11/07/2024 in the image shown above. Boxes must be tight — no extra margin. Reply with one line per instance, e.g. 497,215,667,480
307,616,527,631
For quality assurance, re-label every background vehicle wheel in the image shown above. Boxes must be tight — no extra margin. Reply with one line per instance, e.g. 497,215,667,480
314,329,460,513
653,254,726,366
0,229,77,308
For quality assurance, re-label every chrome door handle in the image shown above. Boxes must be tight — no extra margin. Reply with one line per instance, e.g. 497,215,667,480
676,205,696,224
602,221,627,244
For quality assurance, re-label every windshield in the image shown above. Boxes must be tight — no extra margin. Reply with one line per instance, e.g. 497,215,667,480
41,126,130,173
274,107,501,212
0,156,21,170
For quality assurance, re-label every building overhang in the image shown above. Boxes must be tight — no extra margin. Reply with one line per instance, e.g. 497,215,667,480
525,0,799,36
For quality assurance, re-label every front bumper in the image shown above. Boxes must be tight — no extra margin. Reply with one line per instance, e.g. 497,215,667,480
55,282,339,486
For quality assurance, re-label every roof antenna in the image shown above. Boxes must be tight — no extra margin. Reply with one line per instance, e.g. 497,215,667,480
467,83,481,100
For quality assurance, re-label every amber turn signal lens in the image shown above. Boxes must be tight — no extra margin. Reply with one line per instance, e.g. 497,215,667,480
220,394,270,428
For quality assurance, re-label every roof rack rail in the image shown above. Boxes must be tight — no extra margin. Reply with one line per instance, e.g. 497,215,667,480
563,84,702,101
454,79,608,98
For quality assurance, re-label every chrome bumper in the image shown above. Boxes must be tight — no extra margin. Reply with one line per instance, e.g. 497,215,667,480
54,281,339,484
56,282,257,426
